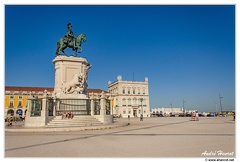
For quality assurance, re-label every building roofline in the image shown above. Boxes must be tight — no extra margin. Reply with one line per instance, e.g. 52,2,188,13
5,86,108,94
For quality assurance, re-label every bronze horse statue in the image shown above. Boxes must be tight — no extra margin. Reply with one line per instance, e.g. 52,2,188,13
56,33,86,57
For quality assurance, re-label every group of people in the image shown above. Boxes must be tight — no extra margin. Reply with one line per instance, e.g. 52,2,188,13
6,117,12,126
62,112,74,119
191,111,199,121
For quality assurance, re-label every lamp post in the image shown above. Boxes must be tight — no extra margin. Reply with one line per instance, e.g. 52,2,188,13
170,102,172,114
215,103,218,115
183,99,186,115
219,93,223,112
140,98,143,121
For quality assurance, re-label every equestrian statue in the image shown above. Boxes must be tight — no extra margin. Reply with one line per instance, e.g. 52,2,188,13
56,22,86,57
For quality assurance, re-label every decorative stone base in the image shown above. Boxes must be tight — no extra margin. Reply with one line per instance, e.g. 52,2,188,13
59,93,88,99
52,55,91,99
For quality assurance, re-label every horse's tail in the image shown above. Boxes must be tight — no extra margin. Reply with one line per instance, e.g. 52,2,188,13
56,41,60,55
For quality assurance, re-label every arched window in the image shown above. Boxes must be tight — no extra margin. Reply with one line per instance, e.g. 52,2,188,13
17,109,23,116
7,109,14,116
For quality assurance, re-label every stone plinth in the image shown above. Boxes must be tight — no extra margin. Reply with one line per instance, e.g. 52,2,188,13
53,55,91,99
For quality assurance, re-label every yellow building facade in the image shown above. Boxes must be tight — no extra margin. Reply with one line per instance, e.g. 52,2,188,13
4,86,54,118
4,86,107,118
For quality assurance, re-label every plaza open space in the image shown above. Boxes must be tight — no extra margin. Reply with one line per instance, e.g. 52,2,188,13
5,116,235,158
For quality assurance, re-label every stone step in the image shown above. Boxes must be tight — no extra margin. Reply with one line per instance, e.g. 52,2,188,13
50,118,100,122
46,123,102,127
46,115,103,127
47,121,101,123
47,120,102,124
54,116,96,120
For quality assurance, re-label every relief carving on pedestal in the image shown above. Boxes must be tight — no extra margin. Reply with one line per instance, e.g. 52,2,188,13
61,73,86,94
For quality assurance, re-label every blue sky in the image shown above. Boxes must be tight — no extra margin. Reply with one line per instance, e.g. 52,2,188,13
4,5,235,112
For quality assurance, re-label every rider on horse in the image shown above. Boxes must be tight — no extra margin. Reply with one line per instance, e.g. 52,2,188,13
56,23,86,56
65,22,76,49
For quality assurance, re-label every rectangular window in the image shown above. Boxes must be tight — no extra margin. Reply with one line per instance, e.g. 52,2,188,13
9,101,14,108
18,101,22,107
143,99,147,106
128,99,131,106
128,89,130,94
122,99,126,107
138,99,141,105
10,96,14,99
133,89,135,94
123,88,125,94
123,110,126,114
133,99,136,105
143,89,145,94
138,89,140,94
19,96,22,99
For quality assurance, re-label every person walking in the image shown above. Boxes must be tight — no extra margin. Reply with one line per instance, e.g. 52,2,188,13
140,114,143,121
195,111,199,121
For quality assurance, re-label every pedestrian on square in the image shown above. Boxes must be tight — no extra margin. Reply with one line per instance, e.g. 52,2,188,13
140,114,143,121
195,111,199,121
62,112,66,119
7,117,12,126
191,112,195,121
66,112,69,119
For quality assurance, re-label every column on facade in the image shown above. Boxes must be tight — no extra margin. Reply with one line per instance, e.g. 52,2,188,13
53,97,56,116
90,92,94,116
26,95,33,118
41,90,48,117
110,96,113,115
100,91,106,115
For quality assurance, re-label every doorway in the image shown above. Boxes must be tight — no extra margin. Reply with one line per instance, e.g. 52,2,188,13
133,110,137,117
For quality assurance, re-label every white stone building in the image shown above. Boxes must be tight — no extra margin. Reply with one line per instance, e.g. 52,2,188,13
151,107,183,116
108,75,150,118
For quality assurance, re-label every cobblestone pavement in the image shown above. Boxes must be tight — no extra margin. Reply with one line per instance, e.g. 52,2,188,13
5,117,235,158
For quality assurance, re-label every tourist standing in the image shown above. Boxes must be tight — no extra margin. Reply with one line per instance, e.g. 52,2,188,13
195,111,199,121
140,114,143,121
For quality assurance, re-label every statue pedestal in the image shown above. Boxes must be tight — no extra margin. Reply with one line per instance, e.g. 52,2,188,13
59,93,88,99
52,55,91,99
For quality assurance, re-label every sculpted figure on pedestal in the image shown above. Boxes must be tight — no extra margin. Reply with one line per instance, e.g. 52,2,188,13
61,73,86,94
56,22,86,57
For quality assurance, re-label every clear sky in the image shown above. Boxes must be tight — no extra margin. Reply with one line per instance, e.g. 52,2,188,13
4,4,235,112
